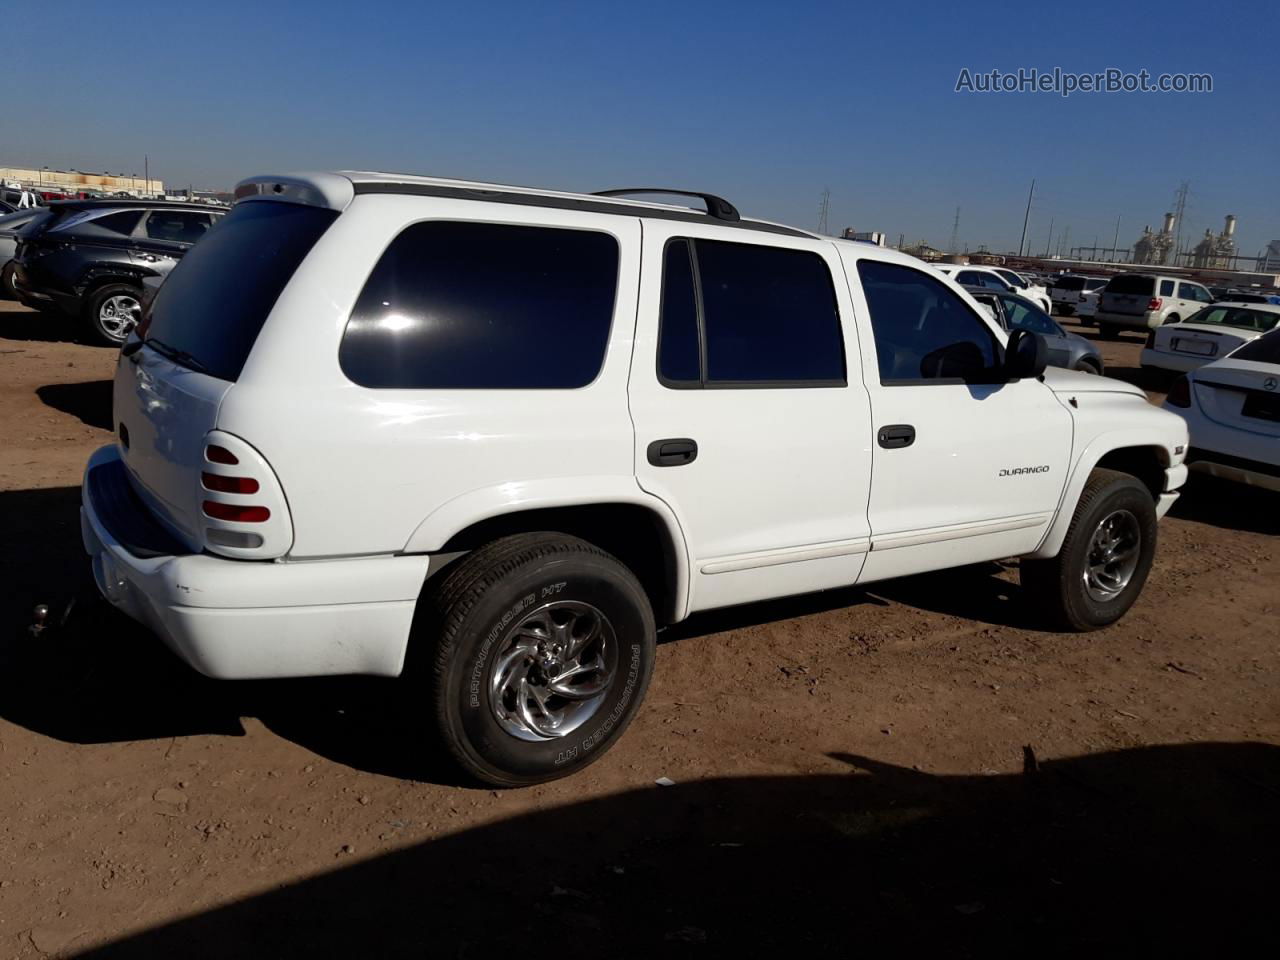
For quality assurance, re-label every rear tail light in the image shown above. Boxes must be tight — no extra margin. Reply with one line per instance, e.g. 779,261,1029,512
206,444,239,465
201,472,260,494
1166,376,1191,408
1147,297,1163,311
202,501,271,523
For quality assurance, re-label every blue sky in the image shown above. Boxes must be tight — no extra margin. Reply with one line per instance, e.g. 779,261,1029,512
4,0,1276,257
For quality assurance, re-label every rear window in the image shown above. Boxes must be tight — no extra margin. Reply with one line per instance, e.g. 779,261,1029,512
1229,330,1280,364
1056,276,1087,291
144,201,338,381
340,221,619,389
1185,307,1279,333
1107,275,1154,295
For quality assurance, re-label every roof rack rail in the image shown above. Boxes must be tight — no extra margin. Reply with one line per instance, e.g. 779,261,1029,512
591,188,740,223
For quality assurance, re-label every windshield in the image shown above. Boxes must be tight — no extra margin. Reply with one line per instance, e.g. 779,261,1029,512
144,201,338,381
1183,306,1279,333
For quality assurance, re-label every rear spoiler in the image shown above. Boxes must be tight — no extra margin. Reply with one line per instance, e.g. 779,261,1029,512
233,173,354,212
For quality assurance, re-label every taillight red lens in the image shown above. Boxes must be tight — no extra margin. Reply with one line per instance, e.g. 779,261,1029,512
202,472,260,494
206,445,239,465
1166,376,1191,408
203,501,270,522
1147,297,1163,311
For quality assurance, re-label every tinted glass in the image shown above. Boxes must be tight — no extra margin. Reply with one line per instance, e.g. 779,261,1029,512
341,221,619,389
144,210,212,244
1085,278,1108,291
1057,276,1087,291
1107,275,1154,295
999,295,1059,335
694,238,843,383
996,270,1024,287
956,270,984,285
1229,330,1280,364
857,259,1001,382
1160,279,1176,296
658,240,700,384
146,201,337,381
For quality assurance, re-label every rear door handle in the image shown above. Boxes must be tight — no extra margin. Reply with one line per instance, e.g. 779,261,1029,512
647,438,698,467
877,425,915,449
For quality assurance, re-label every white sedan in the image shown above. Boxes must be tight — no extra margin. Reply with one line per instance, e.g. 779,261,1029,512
933,264,1053,313
1141,302,1280,374
1163,328,1280,491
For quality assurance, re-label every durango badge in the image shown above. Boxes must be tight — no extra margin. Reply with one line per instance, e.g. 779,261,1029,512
1000,465,1051,477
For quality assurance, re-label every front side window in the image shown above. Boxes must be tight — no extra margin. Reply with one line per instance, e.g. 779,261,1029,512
656,237,845,386
341,221,619,389
857,259,1002,383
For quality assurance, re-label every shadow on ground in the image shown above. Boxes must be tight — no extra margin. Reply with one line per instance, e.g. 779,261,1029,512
0,304,82,344
36,380,113,430
70,741,1280,958
1170,473,1280,536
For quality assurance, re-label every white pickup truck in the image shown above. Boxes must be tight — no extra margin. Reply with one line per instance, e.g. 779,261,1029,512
82,173,1190,785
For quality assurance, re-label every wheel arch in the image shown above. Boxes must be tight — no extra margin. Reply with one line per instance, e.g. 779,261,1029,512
1029,436,1174,560
407,482,691,625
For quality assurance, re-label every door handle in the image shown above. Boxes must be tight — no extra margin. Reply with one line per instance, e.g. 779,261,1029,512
877,424,915,449
647,438,698,467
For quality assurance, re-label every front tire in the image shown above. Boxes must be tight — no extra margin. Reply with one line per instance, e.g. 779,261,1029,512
419,533,656,786
1021,469,1157,631
83,283,142,346
0,260,16,300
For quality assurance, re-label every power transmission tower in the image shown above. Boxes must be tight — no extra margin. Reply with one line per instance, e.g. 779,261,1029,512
948,207,961,254
1018,178,1035,256
1044,218,1054,258
1172,181,1190,261
817,188,830,235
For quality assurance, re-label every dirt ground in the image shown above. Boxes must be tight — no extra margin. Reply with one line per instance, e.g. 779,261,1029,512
0,299,1276,958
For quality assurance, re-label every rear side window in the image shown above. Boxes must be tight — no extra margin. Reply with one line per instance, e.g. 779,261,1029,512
656,237,844,386
144,210,212,244
857,259,1002,383
145,201,338,381
341,222,619,389
1107,275,1154,296
1160,279,1176,296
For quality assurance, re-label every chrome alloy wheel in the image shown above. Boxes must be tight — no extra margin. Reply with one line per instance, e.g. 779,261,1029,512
1083,509,1141,602
489,600,618,741
98,294,141,340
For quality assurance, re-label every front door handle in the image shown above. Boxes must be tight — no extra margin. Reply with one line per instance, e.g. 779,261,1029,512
647,438,698,467
877,424,915,449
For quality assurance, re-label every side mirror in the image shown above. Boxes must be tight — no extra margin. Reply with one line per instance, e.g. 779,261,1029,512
1004,328,1048,380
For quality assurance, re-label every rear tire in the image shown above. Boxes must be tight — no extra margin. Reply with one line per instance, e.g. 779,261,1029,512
83,283,142,346
1021,469,1157,631
418,533,656,786
1074,359,1101,375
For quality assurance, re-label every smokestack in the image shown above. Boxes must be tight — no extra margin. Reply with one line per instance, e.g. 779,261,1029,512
1161,212,1176,235
1223,214,1237,238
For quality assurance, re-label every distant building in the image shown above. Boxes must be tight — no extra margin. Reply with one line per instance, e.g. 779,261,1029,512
0,165,165,197
840,228,886,246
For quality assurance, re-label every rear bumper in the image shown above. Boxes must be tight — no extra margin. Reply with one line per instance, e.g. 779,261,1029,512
1139,347,1208,373
81,445,431,679
1185,447,1280,493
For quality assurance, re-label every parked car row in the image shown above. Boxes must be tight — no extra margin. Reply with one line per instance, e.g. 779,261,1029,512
2,199,226,344
933,263,1052,312
965,286,1104,374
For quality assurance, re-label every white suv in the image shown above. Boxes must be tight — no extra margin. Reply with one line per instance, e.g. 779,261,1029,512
82,172,1189,785
1095,273,1214,336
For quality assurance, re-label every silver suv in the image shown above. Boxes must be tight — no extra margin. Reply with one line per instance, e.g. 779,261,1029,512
1095,273,1213,337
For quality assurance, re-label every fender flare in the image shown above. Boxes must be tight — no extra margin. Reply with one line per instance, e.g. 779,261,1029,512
403,476,693,621
1029,429,1176,559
